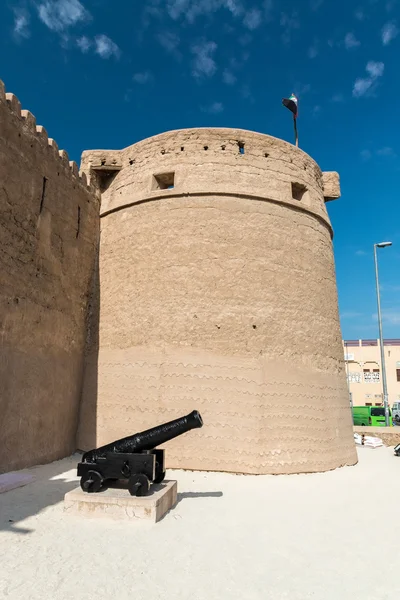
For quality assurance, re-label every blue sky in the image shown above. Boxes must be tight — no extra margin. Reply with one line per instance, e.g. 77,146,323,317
1,0,399,340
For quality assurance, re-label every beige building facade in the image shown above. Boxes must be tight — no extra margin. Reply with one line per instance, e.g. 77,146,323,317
343,339,400,407
1,79,357,475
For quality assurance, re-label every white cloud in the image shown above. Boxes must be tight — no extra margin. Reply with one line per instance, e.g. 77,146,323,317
13,7,30,39
37,0,90,32
377,146,396,157
355,8,365,20
201,101,224,113
133,71,153,84
167,0,244,23
381,21,398,45
353,61,384,97
366,61,384,77
294,82,311,96
94,34,120,59
280,11,300,44
241,84,254,102
331,93,345,103
243,8,262,30
191,40,217,78
355,249,367,255
263,0,273,19
386,0,397,13
380,284,400,292
310,0,324,9
77,35,91,52
308,42,318,58
225,0,244,16
374,310,400,325
361,147,396,160
360,149,372,161
156,31,180,53
344,32,360,49
341,311,363,318
222,69,237,85
167,0,189,19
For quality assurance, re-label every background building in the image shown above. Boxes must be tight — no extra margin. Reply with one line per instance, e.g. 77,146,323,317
343,339,400,407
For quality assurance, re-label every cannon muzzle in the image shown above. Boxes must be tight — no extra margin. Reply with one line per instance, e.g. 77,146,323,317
82,410,203,463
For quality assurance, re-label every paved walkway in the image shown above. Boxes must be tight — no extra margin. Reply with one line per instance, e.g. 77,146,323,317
1,447,399,600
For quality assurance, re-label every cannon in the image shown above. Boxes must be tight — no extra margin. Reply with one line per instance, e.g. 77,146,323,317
77,410,203,496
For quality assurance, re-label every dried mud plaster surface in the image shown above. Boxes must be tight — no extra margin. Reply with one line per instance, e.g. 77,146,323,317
78,128,356,474
0,81,99,472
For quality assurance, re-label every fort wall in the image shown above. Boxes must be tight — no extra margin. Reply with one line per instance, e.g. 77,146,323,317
0,81,100,472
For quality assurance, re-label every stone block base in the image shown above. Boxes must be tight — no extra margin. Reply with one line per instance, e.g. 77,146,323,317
64,480,177,523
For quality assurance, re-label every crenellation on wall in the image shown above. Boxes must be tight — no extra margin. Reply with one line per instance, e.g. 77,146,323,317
0,80,98,194
48,137,58,153
69,160,80,178
36,124,49,145
6,92,21,116
21,109,37,130
58,148,70,166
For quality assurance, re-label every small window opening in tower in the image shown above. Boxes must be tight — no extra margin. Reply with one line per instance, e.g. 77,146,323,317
153,172,175,190
291,182,307,201
238,141,245,155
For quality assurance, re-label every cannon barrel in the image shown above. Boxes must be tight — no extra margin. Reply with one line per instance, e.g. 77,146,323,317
82,410,203,462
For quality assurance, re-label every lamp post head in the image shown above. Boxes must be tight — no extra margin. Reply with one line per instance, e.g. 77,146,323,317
376,242,392,248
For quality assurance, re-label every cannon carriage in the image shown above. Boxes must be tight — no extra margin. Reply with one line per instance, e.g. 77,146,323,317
77,410,203,496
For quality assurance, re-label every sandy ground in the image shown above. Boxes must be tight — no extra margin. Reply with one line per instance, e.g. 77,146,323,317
1,447,399,600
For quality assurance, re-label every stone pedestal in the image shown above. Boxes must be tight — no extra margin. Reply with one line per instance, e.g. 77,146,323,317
64,480,177,523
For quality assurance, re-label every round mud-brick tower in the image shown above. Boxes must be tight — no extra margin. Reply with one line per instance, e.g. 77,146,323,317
77,128,357,475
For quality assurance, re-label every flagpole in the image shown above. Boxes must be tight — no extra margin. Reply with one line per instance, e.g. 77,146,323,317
293,115,298,147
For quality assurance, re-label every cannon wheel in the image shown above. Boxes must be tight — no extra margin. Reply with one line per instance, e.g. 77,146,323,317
154,471,166,484
80,470,103,493
128,474,150,497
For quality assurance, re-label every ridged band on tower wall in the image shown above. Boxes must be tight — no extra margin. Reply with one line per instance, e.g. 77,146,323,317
77,128,357,474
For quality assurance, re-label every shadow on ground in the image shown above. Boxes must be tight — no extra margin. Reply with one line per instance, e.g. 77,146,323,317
0,457,79,535
176,491,223,505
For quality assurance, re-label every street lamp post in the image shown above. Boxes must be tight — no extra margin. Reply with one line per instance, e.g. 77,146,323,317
373,241,392,426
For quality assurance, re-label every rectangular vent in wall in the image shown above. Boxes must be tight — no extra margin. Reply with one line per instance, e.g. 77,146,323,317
291,182,307,201
152,172,175,190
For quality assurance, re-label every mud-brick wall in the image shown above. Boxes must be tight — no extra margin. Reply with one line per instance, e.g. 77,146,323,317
0,81,99,473
77,129,357,475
